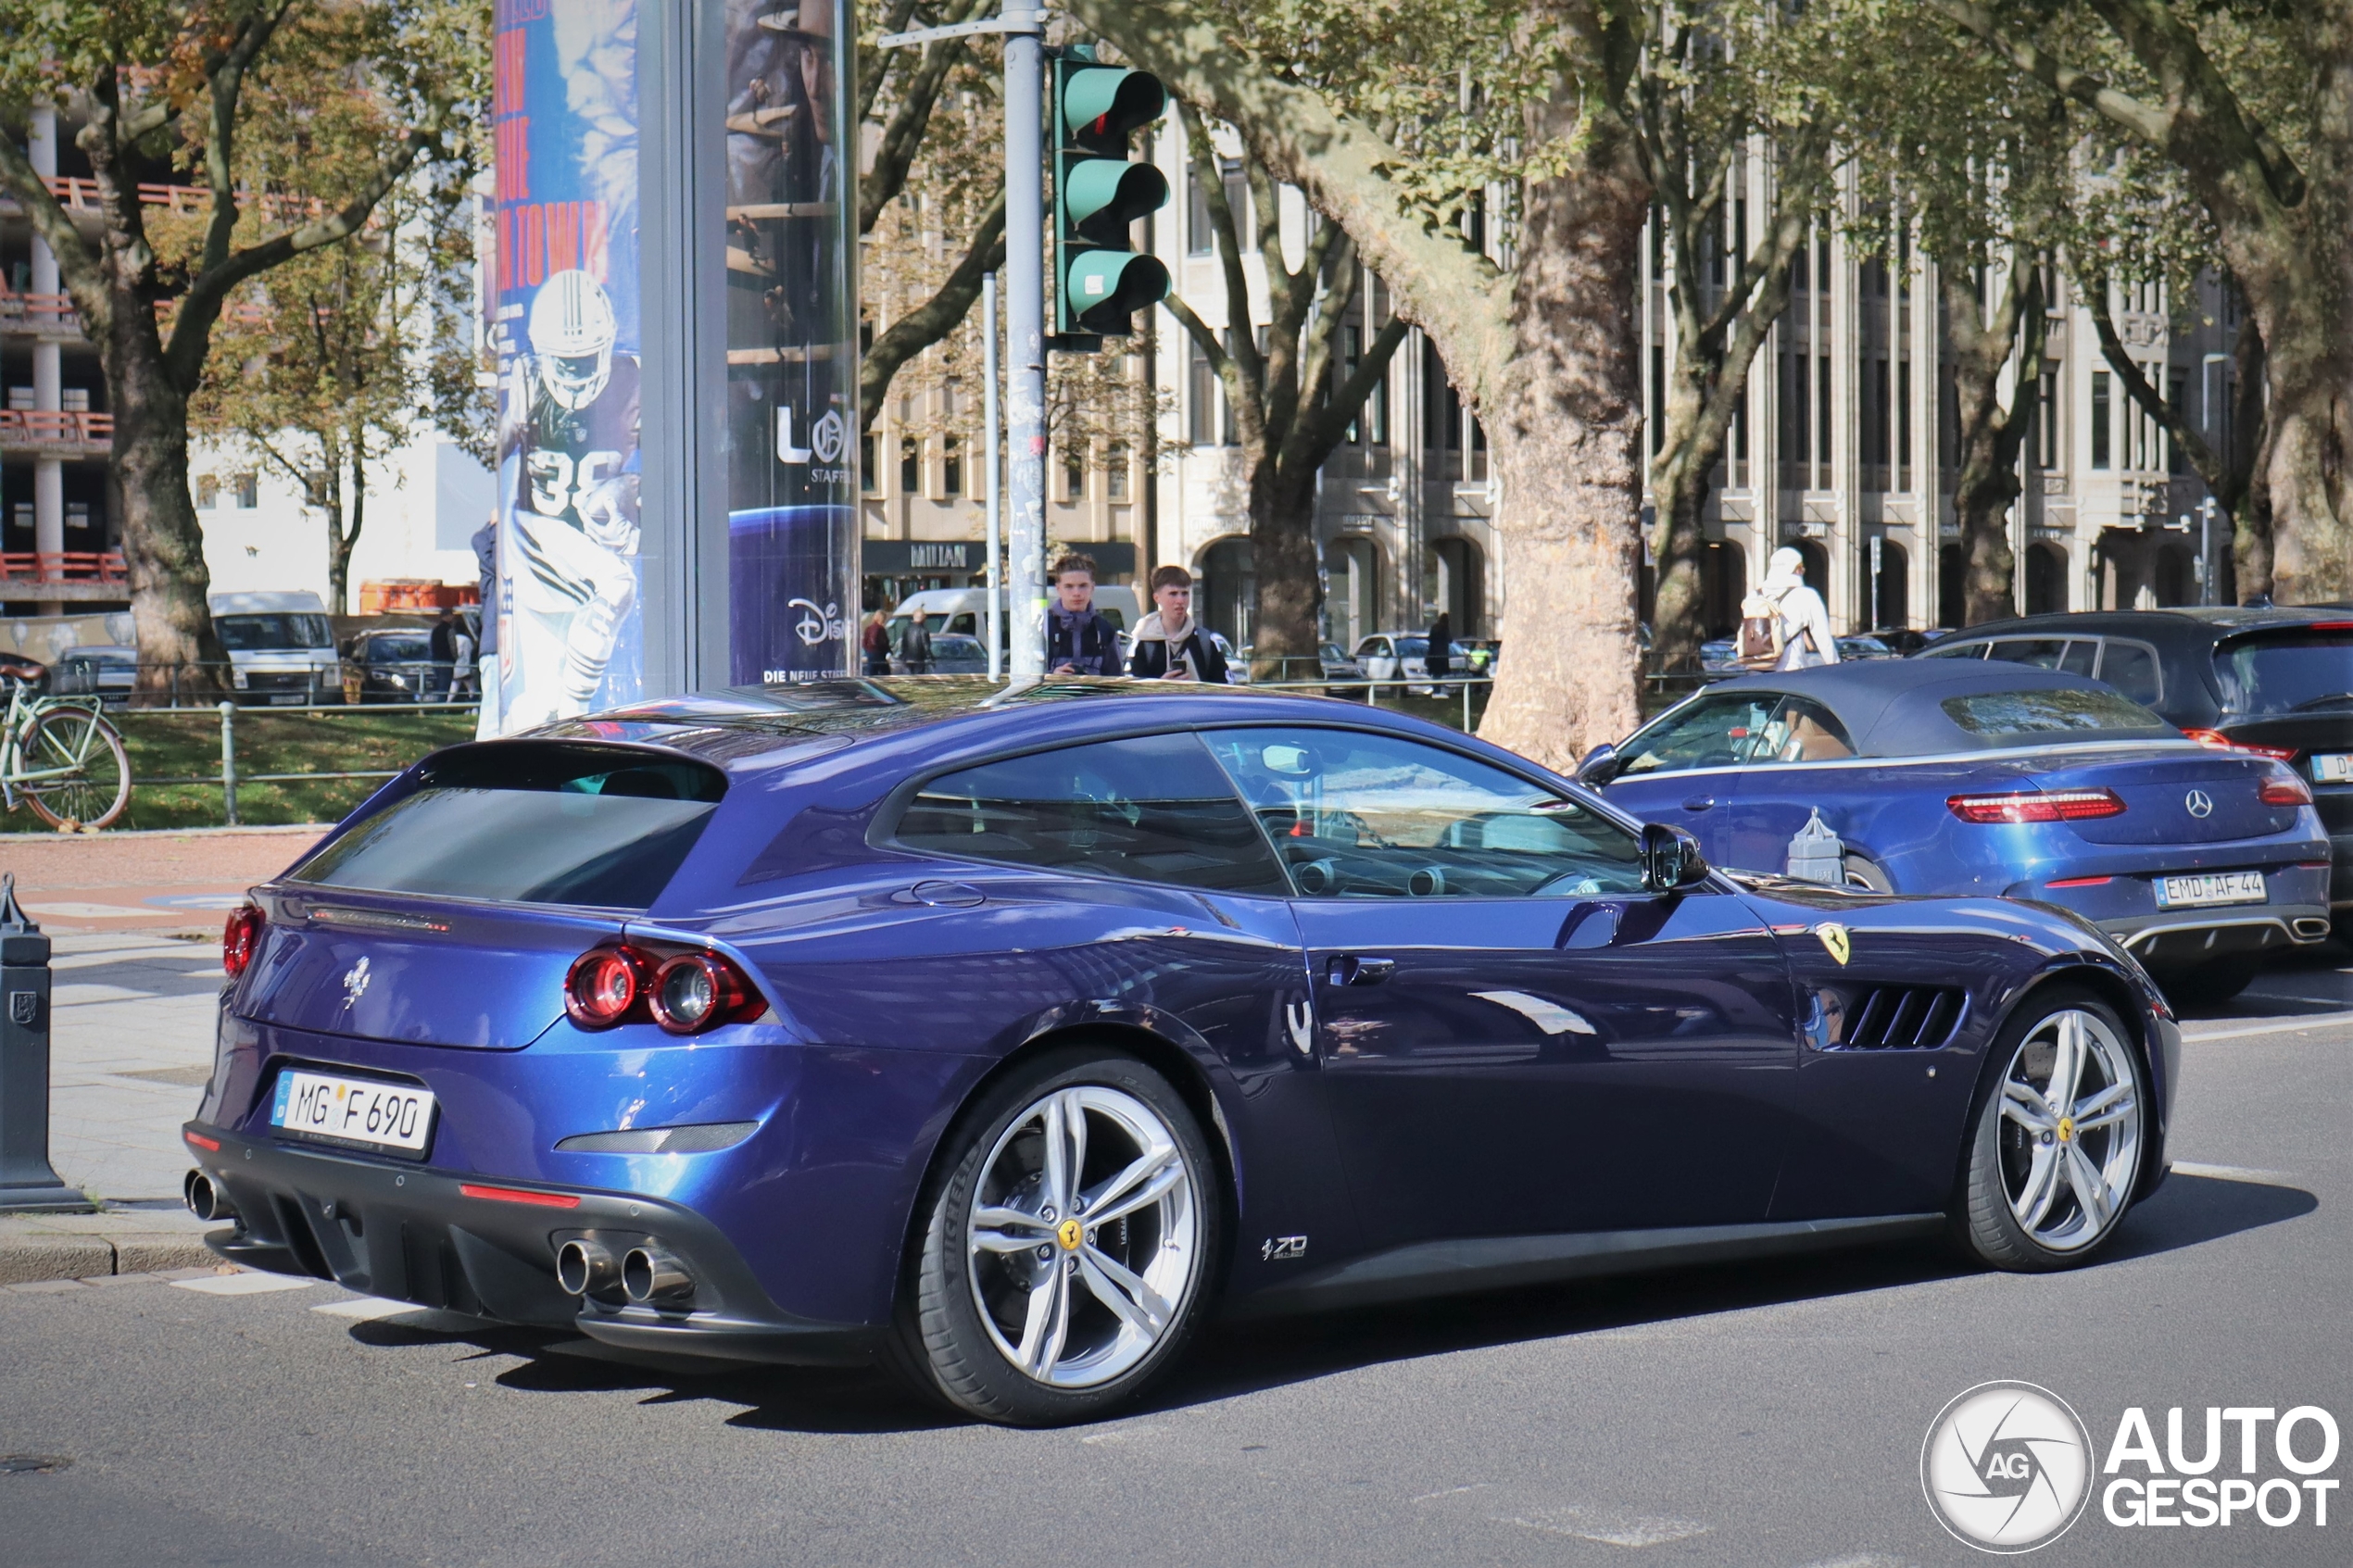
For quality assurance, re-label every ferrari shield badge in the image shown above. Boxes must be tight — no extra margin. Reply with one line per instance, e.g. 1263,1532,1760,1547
1817,922,1852,966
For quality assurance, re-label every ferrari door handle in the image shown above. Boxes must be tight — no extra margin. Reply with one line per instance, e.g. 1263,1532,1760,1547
1327,955,1395,985
1681,796,1718,812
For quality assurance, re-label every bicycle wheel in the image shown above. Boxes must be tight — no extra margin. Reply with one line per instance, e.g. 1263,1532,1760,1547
20,706,131,829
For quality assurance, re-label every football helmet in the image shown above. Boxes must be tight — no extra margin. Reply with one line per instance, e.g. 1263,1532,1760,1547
528,270,617,410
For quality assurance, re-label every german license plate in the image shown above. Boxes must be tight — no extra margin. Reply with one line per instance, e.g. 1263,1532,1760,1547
2156,871,2267,909
2313,753,2352,784
271,1070,435,1155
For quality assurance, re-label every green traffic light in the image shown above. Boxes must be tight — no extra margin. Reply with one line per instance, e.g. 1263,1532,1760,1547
1063,250,1171,332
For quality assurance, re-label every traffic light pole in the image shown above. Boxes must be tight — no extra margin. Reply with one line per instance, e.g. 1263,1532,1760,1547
1003,10,1048,678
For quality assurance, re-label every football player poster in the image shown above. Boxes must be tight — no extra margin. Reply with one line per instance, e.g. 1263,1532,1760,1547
488,0,645,730
723,0,857,684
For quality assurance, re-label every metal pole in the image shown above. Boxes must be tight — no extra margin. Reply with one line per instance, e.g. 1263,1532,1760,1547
1003,12,1047,677
2199,495,2215,606
218,700,238,826
0,873,87,1211
984,271,1004,679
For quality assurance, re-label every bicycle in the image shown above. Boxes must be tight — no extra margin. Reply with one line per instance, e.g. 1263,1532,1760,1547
1,673,132,830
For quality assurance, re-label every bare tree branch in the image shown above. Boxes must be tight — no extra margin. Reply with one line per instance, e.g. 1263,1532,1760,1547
858,182,1008,428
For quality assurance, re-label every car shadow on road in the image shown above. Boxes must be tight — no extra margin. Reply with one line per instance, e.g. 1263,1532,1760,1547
326,1171,2315,1435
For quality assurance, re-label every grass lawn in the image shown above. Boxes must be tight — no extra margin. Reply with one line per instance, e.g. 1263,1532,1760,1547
32,708,480,833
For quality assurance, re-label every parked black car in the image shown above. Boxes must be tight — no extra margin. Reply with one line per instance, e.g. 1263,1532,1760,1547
342,629,444,703
1918,607,2353,931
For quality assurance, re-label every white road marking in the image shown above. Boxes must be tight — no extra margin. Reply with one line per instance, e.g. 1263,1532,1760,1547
172,1272,315,1295
2182,1010,2353,1043
1491,1506,1710,1547
2171,1160,2299,1187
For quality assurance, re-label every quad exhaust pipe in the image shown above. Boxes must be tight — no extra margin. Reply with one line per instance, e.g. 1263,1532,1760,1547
556,1237,693,1307
182,1169,236,1223
555,1238,620,1296
622,1244,693,1307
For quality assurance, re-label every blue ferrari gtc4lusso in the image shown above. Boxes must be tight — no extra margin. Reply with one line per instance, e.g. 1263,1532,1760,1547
185,679,2178,1424
1582,659,2332,1006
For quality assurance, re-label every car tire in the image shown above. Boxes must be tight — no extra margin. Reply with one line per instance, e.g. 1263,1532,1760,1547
1842,854,1893,893
2158,958,2259,1010
1956,989,2146,1272
888,1047,1221,1426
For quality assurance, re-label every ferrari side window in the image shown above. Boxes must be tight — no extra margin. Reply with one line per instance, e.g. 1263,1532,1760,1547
1204,727,1645,898
1610,694,1782,777
893,732,1290,895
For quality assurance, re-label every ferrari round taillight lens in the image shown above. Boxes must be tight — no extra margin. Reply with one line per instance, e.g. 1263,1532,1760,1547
2259,766,2313,807
221,902,263,978
648,952,756,1035
566,947,649,1028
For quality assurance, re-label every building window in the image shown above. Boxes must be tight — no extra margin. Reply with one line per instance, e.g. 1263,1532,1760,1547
2168,370,2188,474
2037,373,2058,469
195,474,220,509
1818,354,1832,465
233,472,258,508
1064,448,1086,501
1106,445,1130,500
1424,337,1460,453
862,433,878,492
1651,344,1665,456
65,502,90,531
1189,338,1217,445
943,435,963,497
1897,359,1911,480
2091,372,2111,470
900,436,921,493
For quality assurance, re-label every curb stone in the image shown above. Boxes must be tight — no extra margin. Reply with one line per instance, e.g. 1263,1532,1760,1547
0,1209,218,1286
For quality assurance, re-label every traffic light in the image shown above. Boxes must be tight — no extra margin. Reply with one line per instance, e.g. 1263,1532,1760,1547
1051,49,1170,336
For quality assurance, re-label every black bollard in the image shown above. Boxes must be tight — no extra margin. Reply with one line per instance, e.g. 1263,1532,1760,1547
0,872,93,1211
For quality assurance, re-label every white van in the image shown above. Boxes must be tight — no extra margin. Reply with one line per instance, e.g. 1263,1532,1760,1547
883,583,1145,668
209,590,340,705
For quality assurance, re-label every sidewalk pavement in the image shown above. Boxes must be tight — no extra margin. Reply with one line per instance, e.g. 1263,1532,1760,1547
1,822,327,934
0,927,235,1283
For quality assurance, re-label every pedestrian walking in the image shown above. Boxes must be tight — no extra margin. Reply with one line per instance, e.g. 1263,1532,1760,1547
860,608,891,676
1426,610,1452,681
471,519,502,738
450,618,478,700
428,608,459,698
1127,565,1230,684
1044,553,1121,675
900,606,935,674
1760,546,1839,671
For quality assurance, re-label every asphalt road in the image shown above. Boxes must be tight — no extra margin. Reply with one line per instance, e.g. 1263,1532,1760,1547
3,947,2347,1568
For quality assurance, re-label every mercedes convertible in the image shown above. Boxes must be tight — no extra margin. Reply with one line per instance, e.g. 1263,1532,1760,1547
183,679,2178,1425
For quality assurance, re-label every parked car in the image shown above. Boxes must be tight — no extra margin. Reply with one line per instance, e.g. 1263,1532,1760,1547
1836,634,1897,660
342,629,444,703
1582,659,2332,1005
1917,607,2353,930
1353,632,1481,691
926,632,989,674
50,645,136,708
886,584,1146,668
211,590,339,705
1870,627,1944,656
187,678,2175,1426
1700,633,1896,673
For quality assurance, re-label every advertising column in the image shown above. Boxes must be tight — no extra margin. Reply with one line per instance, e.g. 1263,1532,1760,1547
721,0,858,684
489,0,644,729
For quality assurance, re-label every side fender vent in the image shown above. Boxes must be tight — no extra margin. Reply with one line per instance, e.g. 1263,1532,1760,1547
1832,985,1966,1050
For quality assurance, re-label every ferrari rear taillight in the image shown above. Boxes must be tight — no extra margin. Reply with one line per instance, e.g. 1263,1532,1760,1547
565,945,652,1028
221,902,264,977
2183,727,2298,761
1946,789,2126,824
649,952,760,1035
2260,766,2314,807
564,944,761,1033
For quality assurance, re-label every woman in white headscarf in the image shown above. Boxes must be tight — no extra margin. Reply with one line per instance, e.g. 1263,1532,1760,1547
1762,546,1839,671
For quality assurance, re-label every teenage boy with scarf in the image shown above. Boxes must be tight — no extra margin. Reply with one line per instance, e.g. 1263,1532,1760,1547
1126,564,1230,683
1044,553,1122,675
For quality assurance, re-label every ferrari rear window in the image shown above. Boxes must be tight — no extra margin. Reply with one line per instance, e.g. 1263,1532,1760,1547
1939,688,2171,738
289,745,724,908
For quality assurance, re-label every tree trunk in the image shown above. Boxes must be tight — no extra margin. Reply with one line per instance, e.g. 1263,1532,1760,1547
1249,469,1323,680
103,312,228,702
1473,105,1650,770
326,433,367,617
1647,452,1713,675
1943,268,2045,624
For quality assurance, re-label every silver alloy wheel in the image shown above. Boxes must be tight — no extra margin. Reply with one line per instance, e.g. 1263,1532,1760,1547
1995,1008,2143,1251
964,1085,1200,1388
